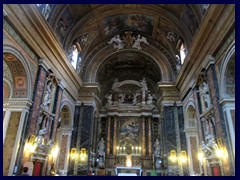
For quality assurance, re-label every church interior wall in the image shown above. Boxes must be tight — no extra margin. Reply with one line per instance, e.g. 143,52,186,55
2,4,235,176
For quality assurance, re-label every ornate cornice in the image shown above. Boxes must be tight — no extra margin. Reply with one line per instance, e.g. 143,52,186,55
3,99,33,109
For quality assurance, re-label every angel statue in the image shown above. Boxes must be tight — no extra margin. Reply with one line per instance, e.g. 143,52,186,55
108,35,124,50
132,34,150,50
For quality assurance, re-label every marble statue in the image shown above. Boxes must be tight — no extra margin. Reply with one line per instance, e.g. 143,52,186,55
119,93,125,103
140,78,147,89
41,4,51,21
147,94,153,105
42,80,52,109
203,94,211,108
176,55,181,72
46,140,54,152
112,78,119,89
35,127,47,145
200,81,211,109
132,34,149,50
140,78,148,105
97,138,105,156
97,138,105,168
202,133,218,157
132,93,140,105
80,35,88,45
106,94,113,105
36,114,44,134
201,140,212,157
154,139,161,158
108,35,124,50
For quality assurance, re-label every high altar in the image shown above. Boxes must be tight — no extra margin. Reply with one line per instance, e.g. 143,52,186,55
96,79,162,175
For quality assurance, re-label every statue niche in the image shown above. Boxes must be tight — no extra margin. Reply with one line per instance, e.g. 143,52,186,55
40,74,58,112
199,81,211,111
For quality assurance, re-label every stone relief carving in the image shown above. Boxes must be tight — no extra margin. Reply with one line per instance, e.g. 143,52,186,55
167,31,177,42
80,35,88,45
3,61,13,83
123,31,134,48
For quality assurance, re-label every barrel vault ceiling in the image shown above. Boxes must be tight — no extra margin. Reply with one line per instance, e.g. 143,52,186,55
37,4,207,95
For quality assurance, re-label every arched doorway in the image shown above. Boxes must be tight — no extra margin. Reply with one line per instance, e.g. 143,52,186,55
3,51,33,176
219,48,235,160
184,104,201,176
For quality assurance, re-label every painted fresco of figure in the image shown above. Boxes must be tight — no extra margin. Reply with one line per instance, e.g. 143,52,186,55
120,120,139,146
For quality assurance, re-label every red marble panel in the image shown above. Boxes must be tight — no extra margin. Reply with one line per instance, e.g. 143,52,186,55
58,135,68,169
190,136,200,174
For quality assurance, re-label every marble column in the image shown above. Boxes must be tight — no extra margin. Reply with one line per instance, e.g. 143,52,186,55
107,116,111,155
142,117,146,156
173,105,182,175
51,84,64,141
113,116,117,155
148,117,152,155
73,105,83,176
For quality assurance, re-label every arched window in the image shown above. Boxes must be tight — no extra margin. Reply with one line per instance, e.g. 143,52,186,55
69,41,82,70
71,45,79,69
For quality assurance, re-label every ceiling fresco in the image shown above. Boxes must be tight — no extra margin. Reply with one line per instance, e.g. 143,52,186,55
36,4,205,95
55,7,73,43
3,53,28,98
102,14,154,36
